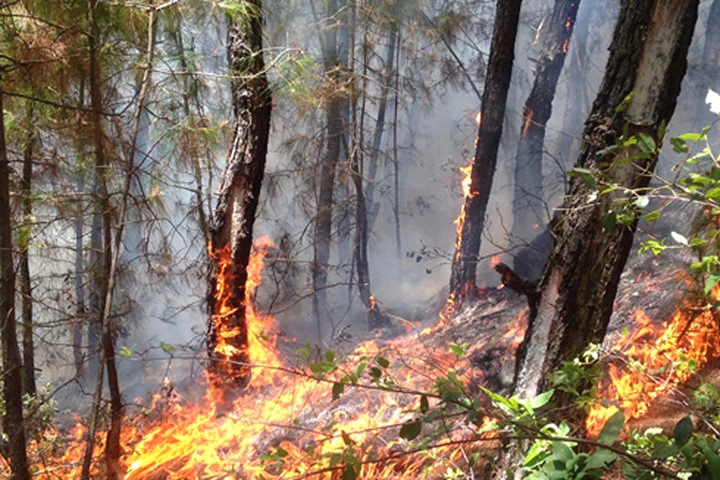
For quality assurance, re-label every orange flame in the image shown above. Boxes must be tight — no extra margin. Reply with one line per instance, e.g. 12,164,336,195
587,306,720,437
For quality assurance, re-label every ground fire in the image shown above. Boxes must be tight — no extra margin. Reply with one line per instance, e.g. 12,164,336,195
14,235,719,478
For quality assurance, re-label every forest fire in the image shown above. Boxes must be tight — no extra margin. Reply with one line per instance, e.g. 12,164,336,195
587,304,720,437
25,238,503,479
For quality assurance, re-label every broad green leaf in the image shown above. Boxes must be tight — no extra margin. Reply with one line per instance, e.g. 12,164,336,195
603,211,617,233
585,449,616,470
552,441,575,462
673,415,693,446
705,187,720,201
332,382,344,401
636,132,656,153
420,394,429,414
399,420,422,440
342,465,357,480
670,136,688,153
642,211,662,222
376,356,390,369
597,410,625,445
678,132,706,141
529,389,554,410
704,274,720,296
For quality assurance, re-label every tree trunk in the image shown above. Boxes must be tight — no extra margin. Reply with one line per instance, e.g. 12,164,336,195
81,0,125,476
312,0,345,342
74,172,85,378
365,23,398,231
206,1,271,403
19,102,36,398
513,0,698,406
510,0,580,253
0,91,31,480
448,0,522,305
555,1,594,169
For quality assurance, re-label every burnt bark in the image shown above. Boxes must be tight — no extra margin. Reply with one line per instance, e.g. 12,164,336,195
0,91,31,480
511,0,580,250
312,0,346,341
513,0,698,408
19,103,36,398
449,0,522,304
206,1,271,401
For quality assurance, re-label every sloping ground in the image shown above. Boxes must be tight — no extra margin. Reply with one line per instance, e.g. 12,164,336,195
12,239,718,479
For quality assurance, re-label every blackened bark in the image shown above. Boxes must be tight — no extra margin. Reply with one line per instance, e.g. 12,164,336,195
511,0,580,250
0,91,31,480
513,0,698,406
19,104,36,398
449,0,522,304
312,0,345,341
207,1,272,401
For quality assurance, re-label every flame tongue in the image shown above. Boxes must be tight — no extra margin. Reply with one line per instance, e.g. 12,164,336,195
587,304,720,437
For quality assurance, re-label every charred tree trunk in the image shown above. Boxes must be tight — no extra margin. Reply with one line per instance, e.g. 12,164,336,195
206,1,271,401
513,0,698,409
19,103,36,398
511,0,580,255
448,0,522,305
312,0,345,342
0,91,31,480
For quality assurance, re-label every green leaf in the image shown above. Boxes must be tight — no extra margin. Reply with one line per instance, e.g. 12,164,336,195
119,344,136,358
325,350,335,362
342,466,357,480
704,274,720,296
332,382,344,401
673,415,693,446
670,136,688,153
636,132,656,153
376,356,390,369
552,441,575,462
160,341,176,354
399,420,422,440
706,187,720,201
616,92,635,113
597,410,625,445
585,449,616,470
420,395,429,414
529,389,554,410
679,132,706,141
603,211,617,233
642,211,662,222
